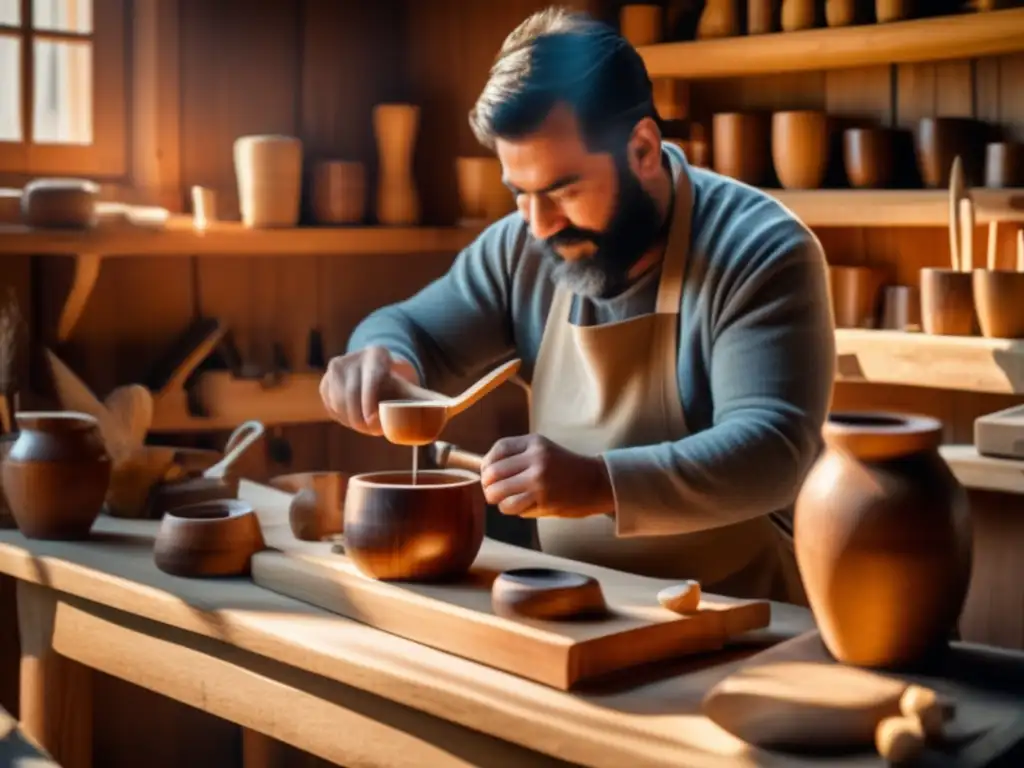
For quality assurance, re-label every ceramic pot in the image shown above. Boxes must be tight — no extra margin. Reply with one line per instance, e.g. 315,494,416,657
795,412,972,669
1,411,111,539
343,469,485,581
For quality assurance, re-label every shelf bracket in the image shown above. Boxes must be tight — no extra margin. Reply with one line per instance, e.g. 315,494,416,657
57,254,104,343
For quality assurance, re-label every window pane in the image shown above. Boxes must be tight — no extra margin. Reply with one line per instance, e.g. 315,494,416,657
0,34,19,141
33,0,91,34
33,38,91,144
0,0,19,26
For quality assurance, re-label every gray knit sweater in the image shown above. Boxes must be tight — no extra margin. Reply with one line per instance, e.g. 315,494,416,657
347,143,836,538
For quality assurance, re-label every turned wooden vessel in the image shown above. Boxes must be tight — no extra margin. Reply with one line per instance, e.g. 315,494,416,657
233,135,303,228
920,268,976,336
153,499,266,578
1,412,111,540
491,567,608,620
342,469,485,581
781,0,817,30
844,128,895,189
915,118,985,189
794,412,972,669
373,104,421,226
269,470,348,541
772,110,830,190
712,112,771,186
973,269,1024,339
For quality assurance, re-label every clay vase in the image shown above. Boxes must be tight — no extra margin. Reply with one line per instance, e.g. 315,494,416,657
233,135,303,228
697,0,741,38
781,0,817,30
772,110,830,189
1,412,111,540
343,469,485,581
373,104,421,226
795,412,972,669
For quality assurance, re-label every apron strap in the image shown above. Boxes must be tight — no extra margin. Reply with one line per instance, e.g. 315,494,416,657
655,150,694,316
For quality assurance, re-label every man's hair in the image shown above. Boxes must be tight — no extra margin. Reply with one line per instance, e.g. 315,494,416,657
469,7,658,153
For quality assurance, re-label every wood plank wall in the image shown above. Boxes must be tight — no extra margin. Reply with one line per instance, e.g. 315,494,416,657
688,55,1024,443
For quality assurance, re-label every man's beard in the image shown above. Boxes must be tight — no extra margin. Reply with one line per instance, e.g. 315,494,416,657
542,159,666,299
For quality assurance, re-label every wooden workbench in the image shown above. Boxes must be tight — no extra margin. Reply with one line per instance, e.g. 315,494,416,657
0,502,1022,767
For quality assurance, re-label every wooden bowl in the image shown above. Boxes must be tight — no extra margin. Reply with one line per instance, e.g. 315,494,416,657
492,567,608,621
378,399,450,446
269,470,348,541
973,269,1024,339
920,268,976,336
153,499,266,578
342,469,484,582
843,128,895,189
772,111,830,190
712,112,771,186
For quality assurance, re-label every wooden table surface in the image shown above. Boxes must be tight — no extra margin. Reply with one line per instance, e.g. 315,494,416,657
0,500,1022,767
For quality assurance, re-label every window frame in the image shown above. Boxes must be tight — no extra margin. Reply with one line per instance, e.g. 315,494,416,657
0,0,127,178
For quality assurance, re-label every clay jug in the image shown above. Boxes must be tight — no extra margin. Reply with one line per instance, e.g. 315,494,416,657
1,411,111,539
794,412,972,670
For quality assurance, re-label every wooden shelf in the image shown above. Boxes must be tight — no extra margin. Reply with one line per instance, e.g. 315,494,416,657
939,444,1024,496
836,329,1024,395
639,8,1024,79
0,216,481,257
769,189,1024,227
0,216,480,342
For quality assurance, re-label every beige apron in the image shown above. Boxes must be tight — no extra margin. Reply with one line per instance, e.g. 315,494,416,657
526,154,804,603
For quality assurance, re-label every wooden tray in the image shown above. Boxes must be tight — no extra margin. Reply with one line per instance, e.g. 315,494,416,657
975,404,1024,460
241,484,770,690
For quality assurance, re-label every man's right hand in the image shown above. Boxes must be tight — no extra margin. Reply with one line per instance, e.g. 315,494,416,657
320,346,426,436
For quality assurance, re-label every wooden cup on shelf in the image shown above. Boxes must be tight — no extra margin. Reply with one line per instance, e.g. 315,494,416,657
844,128,895,189
920,268,976,336
713,112,771,186
876,0,912,23
455,157,515,226
312,160,366,225
828,266,887,329
973,230,1024,339
985,142,1024,188
620,4,662,45
880,285,921,332
915,118,985,189
747,0,780,34
772,110,830,190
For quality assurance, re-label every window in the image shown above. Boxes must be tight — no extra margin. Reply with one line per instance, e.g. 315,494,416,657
0,0,125,177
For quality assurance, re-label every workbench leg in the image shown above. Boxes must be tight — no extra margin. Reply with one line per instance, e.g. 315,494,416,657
17,581,93,768
243,728,321,767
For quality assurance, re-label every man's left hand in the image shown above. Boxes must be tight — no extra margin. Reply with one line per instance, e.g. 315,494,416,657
479,434,615,519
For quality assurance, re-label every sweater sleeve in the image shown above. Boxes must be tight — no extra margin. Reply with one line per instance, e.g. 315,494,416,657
346,218,520,391
604,232,836,537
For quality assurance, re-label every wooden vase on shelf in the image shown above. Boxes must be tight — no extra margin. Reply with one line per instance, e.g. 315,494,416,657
748,0,780,33
781,0,817,30
233,135,303,228
373,104,421,226
794,412,972,669
875,0,912,23
697,0,741,38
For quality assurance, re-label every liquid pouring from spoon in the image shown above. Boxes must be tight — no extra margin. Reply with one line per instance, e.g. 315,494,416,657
378,358,522,447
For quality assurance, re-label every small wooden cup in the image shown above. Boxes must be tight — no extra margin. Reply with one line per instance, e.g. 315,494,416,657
880,285,921,332
269,470,348,541
920,268,976,336
712,112,771,186
985,142,1024,189
153,499,266,578
491,567,608,621
876,0,912,23
973,269,1024,339
772,111,830,190
916,118,984,189
312,160,366,224
844,128,895,189
829,266,887,329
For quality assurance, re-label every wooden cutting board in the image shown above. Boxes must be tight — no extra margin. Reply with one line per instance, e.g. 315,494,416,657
241,482,770,691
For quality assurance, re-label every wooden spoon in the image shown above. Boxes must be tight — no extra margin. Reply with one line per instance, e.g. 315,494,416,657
379,358,521,446
149,420,266,515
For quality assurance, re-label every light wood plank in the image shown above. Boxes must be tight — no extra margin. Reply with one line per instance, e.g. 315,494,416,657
639,9,1024,79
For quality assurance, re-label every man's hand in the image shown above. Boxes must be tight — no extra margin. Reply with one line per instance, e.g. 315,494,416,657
479,434,615,519
320,346,425,436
